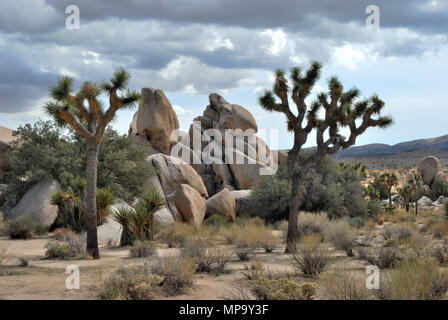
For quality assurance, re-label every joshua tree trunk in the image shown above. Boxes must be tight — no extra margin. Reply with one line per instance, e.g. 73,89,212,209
286,174,301,252
415,200,418,215
388,188,392,205
405,199,409,212
86,145,99,259
285,152,323,253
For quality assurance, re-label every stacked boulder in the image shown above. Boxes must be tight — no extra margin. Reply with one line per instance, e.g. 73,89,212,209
0,125,14,172
129,87,179,155
183,93,276,196
129,90,270,225
417,156,446,198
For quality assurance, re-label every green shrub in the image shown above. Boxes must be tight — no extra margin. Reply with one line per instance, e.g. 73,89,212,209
252,277,318,300
130,240,156,258
3,121,155,206
324,220,358,256
6,214,47,239
203,215,230,229
431,180,448,199
348,217,366,229
248,153,368,222
100,264,163,300
45,241,72,259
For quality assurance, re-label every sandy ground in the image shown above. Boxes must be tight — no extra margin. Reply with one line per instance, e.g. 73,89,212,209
0,233,371,300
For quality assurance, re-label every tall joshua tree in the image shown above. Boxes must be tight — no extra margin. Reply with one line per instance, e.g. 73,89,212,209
258,61,393,252
379,172,398,205
44,68,140,259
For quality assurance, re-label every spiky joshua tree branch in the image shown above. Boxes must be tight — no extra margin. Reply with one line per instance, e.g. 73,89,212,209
44,67,140,259
259,61,393,252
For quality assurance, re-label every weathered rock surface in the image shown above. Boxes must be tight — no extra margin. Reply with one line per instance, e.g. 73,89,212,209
9,180,62,227
417,196,433,207
231,189,254,217
417,156,442,186
435,196,445,205
148,153,208,198
433,171,446,184
173,184,205,225
186,93,277,195
205,188,236,222
130,88,179,155
0,126,14,171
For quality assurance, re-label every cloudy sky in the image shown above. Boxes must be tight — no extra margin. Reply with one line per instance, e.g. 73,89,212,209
0,0,447,149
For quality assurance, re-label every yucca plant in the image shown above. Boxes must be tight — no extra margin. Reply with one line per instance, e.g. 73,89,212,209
131,189,166,241
112,207,135,246
96,187,115,225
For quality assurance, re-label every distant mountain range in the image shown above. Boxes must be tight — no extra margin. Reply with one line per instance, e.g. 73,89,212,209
336,134,448,158
334,134,448,168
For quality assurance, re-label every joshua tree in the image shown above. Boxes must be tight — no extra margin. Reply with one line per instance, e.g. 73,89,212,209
397,183,412,212
258,62,392,252
408,172,423,215
378,172,398,205
44,68,140,259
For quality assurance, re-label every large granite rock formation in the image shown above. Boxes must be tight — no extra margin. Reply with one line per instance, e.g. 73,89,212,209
417,156,442,186
182,93,276,196
9,180,62,227
129,88,179,155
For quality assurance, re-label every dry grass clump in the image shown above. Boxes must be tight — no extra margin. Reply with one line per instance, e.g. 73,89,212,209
180,236,232,273
292,234,331,277
0,245,10,265
100,264,163,300
251,278,318,300
129,240,157,258
378,258,448,300
151,255,196,296
324,220,358,256
242,259,265,280
384,209,416,224
296,212,330,240
157,222,215,248
381,223,425,249
428,242,448,266
358,246,401,269
429,220,448,239
321,269,373,300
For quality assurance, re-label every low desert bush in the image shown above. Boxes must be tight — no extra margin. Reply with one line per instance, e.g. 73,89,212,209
292,234,331,277
429,244,448,266
45,230,84,259
203,215,230,229
100,264,163,300
321,270,372,300
6,214,47,239
378,258,448,300
130,240,156,258
0,245,9,265
259,229,281,253
235,244,256,261
381,223,425,248
252,277,318,300
429,221,448,239
18,257,29,267
182,237,216,272
151,255,196,296
296,212,329,241
324,220,358,256
157,222,200,248
243,259,265,280
360,247,401,269
348,217,366,229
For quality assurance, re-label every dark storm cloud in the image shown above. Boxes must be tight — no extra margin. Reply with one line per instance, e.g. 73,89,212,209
0,0,446,115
